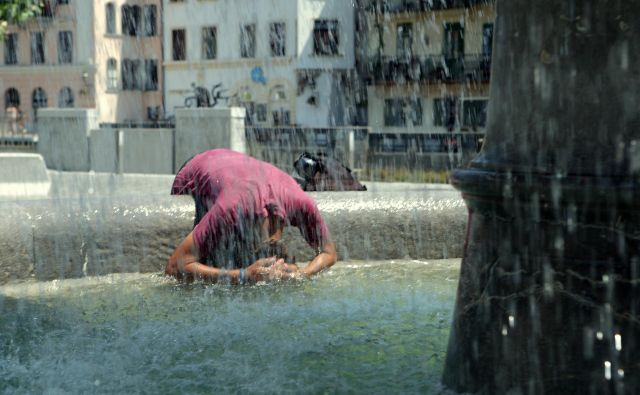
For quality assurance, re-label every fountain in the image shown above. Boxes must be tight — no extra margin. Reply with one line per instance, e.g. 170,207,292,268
0,167,466,393
443,0,640,393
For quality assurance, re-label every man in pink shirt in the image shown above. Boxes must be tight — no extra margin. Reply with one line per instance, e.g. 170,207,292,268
165,149,337,284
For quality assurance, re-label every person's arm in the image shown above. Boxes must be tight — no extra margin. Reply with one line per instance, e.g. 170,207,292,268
299,240,337,277
165,232,284,283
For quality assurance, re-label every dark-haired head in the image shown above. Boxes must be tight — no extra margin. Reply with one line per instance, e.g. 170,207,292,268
253,239,291,263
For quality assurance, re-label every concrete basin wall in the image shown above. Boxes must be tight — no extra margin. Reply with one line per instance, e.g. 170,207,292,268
0,172,467,284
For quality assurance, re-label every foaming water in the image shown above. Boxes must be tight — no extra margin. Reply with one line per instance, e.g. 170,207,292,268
0,260,459,394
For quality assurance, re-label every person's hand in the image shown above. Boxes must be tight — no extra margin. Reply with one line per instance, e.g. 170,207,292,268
272,260,300,274
246,257,301,283
246,257,283,283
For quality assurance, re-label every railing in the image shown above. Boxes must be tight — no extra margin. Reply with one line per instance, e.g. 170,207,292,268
369,132,484,154
0,123,38,152
365,0,492,14
99,121,175,129
368,54,491,84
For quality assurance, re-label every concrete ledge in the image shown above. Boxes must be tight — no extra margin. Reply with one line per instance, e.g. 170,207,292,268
37,108,97,171
0,173,467,284
0,153,50,197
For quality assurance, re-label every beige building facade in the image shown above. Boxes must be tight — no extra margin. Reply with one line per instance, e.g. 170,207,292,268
0,0,162,132
364,0,496,154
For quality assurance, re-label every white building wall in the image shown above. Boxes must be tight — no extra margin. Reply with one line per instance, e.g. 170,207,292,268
163,0,356,128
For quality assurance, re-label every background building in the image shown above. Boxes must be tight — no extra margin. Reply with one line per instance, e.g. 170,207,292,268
163,0,355,128
362,0,495,168
0,0,163,131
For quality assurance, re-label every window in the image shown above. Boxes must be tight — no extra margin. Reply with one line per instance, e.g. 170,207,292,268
58,87,74,108
56,0,69,4
443,22,464,59
241,24,256,58
57,31,73,64
172,29,186,61
202,27,217,60
31,32,45,64
396,23,413,58
462,99,488,129
272,110,290,126
5,88,20,108
270,22,285,57
433,98,457,129
380,134,408,152
143,5,157,36
384,98,422,127
482,23,494,59
32,88,48,115
4,33,18,65
313,20,339,56
107,58,118,89
144,59,158,91
256,104,267,122
106,3,115,34
122,5,141,36
121,59,141,90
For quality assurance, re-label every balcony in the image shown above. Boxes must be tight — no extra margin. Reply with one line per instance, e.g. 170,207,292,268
368,54,491,84
366,0,491,14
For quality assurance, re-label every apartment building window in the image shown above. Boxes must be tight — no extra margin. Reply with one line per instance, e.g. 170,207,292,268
462,99,488,129
384,98,422,127
122,59,141,90
272,110,290,126
482,23,494,59
172,29,186,61
380,134,408,152
58,31,73,64
32,88,48,116
144,59,158,91
58,87,74,108
313,20,339,56
4,33,18,65
107,58,118,89
5,88,20,108
122,5,141,36
143,5,157,37
256,104,267,122
270,22,285,57
241,24,256,58
396,23,413,58
443,22,464,59
56,0,69,4
434,98,458,130
202,26,217,60
106,3,115,34
30,32,45,64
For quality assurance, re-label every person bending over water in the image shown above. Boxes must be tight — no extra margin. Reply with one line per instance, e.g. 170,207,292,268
165,149,337,284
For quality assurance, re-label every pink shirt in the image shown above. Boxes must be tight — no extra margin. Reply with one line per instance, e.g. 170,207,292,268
171,149,330,259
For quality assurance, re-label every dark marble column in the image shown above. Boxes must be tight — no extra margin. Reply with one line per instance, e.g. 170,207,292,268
442,0,640,393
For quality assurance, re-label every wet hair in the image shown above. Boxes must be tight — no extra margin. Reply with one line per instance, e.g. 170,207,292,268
253,239,292,263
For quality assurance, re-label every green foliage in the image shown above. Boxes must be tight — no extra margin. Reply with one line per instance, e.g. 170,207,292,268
0,0,43,40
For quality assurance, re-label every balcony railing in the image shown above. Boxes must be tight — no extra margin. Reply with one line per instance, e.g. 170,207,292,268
368,54,491,84
366,0,492,14
370,132,484,154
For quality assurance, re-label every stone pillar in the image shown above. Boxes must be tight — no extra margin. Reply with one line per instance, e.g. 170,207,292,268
36,108,97,171
174,107,246,172
443,1,640,393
